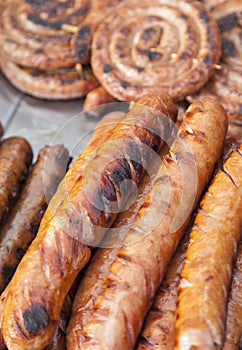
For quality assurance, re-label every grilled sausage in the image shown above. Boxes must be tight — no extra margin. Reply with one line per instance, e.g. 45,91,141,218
223,240,242,350
175,144,242,350
0,59,99,100
188,0,242,124
0,110,126,350
66,97,228,350
91,0,221,102
0,0,125,69
83,86,117,111
0,145,69,294
137,233,190,350
0,136,33,225
1,93,177,350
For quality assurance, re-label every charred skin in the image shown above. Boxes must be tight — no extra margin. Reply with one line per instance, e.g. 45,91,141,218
175,144,242,350
0,145,69,294
0,111,125,350
1,94,177,350
223,241,242,350
66,97,228,350
0,137,33,226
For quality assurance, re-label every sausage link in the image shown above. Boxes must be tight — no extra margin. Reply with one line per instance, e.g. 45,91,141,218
0,145,69,294
175,145,242,349
0,137,33,225
66,97,228,350
0,111,125,350
83,86,117,111
137,233,190,350
223,241,242,350
2,94,176,350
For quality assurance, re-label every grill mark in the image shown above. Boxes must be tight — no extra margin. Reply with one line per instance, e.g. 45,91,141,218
222,38,236,57
217,13,237,33
23,304,49,335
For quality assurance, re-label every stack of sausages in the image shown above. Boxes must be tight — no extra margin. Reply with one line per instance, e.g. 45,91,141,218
1,0,241,136
0,92,241,349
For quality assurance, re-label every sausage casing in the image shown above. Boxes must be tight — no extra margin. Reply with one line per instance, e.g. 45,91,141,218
0,144,69,294
0,136,33,225
175,144,242,349
66,97,228,350
2,94,176,350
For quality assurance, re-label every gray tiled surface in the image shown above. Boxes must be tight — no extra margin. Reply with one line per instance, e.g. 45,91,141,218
0,73,99,159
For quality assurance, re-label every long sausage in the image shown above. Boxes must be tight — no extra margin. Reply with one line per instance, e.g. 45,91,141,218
0,145,69,294
175,144,242,349
0,137,33,225
137,233,190,350
66,97,228,349
1,93,177,350
0,111,126,350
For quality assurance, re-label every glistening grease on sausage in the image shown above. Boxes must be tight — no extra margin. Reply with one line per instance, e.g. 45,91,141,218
0,145,69,294
1,93,177,350
175,144,242,350
66,97,228,350
0,137,33,225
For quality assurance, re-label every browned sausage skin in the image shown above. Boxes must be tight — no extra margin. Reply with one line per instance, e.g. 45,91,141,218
83,86,117,111
223,240,242,350
0,145,69,294
1,94,177,350
66,97,228,350
175,144,242,350
0,137,33,225
137,233,190,350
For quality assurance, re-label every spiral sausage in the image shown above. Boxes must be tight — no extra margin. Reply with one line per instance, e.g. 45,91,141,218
66,98,227,350
1,93,177,350
189,0,242,124
0,58,99,100
0,0,124,69
91,0,221,102
175,144,242,350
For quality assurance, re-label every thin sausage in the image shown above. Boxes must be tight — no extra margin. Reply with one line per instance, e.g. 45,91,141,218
0,137,33,225
137,233,190,350
66,97,228,350
175,144,242,349
2,94,177,350
223,240,242,350
0,145,69,294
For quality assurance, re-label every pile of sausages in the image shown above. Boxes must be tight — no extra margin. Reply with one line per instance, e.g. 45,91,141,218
0,0,241,133
0,92,241,350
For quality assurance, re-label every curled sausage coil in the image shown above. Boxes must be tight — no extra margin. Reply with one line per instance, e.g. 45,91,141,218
91,0,221,102
190,0,242,124
0,0,123,99
0,0,123,69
